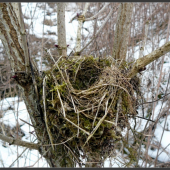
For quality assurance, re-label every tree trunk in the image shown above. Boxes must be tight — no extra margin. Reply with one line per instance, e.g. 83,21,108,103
112,3,133,61
57,3,67,57
0,3,75,167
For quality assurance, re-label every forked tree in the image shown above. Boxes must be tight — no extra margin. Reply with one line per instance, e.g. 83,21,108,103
0,2,170,167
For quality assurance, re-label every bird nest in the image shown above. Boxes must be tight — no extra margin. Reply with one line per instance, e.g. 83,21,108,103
40,55,137,164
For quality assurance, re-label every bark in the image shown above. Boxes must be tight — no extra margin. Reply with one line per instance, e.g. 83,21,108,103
0,3,74,167
79,6,115,54
57,3,67,57
112,3,133,61
128,40,170,78
0,3,26,72
0,133,39,150
75,3,89,55
85,3,110,21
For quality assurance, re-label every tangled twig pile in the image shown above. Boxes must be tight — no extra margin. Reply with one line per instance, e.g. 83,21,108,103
40,56,137,165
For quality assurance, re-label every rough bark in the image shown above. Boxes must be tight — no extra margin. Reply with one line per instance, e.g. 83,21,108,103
112,3,133,61
0,3,74,167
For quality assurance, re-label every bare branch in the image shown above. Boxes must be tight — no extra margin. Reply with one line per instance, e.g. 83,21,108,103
85,3,110,21
0,133,39,150
128,41,170,78
9,139,37,167
79,7,115,54
17,3,30,74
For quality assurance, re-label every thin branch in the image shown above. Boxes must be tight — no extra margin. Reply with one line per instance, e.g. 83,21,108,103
79,7,115,54
0,133,39,150
19,118,34,127
42,136,75,147
64,117,90,135
21,148,50,168
85,3,110,21
136,92,170,106
9,139,37,167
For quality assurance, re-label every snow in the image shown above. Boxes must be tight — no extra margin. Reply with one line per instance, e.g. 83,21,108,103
0,97,48,167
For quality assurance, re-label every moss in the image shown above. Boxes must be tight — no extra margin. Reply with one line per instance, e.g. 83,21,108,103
38,55,138,164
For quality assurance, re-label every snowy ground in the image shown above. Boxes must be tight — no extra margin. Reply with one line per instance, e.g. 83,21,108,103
0,97,48,167
0,2,170,167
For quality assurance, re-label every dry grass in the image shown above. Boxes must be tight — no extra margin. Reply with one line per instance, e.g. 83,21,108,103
39,55,138,165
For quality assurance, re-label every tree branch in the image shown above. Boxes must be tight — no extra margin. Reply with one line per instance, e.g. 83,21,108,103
79,6,115,54
112,3,133,61
128,40,170,78
84,3,110,21
0,133,39,150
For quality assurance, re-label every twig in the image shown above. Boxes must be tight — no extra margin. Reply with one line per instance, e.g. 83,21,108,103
22,148,50,168
154,104,170,166
85,3,110,21
42,136,75,147
43,76,54,150
19,118,34,127
9,139,37,167
132,115,155,122
70,95,80,137
79,7,114,54
0,133,39,150
136,92,170,106
51,73,66,118
83,99,110,147
63,143,81,166
64,117,90,135
92,92,107,128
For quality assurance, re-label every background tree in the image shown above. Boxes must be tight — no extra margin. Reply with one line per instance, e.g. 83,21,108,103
0,2,170,167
